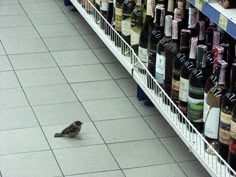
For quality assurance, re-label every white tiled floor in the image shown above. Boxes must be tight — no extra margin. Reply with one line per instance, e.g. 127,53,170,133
0,0,211,176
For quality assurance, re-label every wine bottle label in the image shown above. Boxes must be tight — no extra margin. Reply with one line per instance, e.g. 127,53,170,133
138,46,148,66
229,121,236,154
131,29,140,46
203,92,208,122
204,103,220,139
146,0,153,16
155,52,165,84
121,17,131,36
115,7,122,32
179,77,189,102
100,1,108,11
95,0,100,5
219,111,231,145
187,96,204,122
171,78,180,102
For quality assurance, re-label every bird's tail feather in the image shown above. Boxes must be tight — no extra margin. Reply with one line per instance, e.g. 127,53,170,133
54,133,63,137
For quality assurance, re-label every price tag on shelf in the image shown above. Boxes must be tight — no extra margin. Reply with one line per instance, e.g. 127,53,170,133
195,0,203,11
219,14,228,31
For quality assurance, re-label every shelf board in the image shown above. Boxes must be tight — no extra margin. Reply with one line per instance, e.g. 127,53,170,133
188,0,236,39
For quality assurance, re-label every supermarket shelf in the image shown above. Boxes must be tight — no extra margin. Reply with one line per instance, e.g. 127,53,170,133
70,0,236,176
187,0,236,39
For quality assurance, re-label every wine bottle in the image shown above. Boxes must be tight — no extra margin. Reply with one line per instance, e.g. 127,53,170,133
187,45,207,133
105,0,113,35
178,37,198,117
218,63,236,162
100,0,109,29
137,0,153,72
155,15,173,87
229,104,236,173
196,20,205,45
115,0,124,34
121,0,136,49
147,6,165,86
188,5,197,37
164,20,181,97
171,29,190,105
130,0,143,54
203,46,224,123
204,60,228,154
219,0,236,9
166,0,175,16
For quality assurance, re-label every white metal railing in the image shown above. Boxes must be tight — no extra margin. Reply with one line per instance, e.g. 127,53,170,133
70,0,236,176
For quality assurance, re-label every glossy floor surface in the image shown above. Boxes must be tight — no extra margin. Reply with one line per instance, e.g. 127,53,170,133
0,0,210,176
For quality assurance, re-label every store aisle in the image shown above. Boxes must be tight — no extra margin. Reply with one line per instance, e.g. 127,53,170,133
0,0,210,177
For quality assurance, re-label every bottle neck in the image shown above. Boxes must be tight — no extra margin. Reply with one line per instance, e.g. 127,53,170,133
172,20,179,40
136,0,142,6
230,65,236,91
164,15,173,37
218,68,226,85
167,0,174,14
196,46,207,69
189,37,198,60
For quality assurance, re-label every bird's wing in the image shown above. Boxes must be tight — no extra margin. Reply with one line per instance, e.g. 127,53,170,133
61,126,78,135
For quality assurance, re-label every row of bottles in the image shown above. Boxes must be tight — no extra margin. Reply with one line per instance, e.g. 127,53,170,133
77,0,236,172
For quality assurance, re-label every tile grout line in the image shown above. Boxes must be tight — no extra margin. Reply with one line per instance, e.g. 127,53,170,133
17,1,127,176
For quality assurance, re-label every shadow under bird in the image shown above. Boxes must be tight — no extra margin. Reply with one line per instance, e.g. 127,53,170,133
54,121,83,138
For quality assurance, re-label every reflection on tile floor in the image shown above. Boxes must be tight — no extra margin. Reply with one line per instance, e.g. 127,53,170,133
0,0,210,176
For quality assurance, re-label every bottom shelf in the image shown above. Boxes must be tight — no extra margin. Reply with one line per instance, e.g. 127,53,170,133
69,0,236,176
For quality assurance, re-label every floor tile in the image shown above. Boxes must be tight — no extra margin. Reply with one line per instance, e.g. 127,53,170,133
66,170,125,177
160,137,195,162
24,84,77,106
83,35,106,49
0,0,18,4
0,88,29,109
144,115,177,138
0,107,38,131
33,102,90,126
123,163,187,177
36,23,80,38
29,12,70,25
0,26,39,40
95,117,156,143
61,64,111,83
51,49,100,66
9,52,57,70
65,11,85,24
2,38,48,55
0,15,31,28
0,127,49,155
116,78,137,97
54,145,119,175
129,97,160,116
0,4,25,16
104,63,131,79
74,22,95,36
71,80,125,101
108,139,174,169
43,122,104,149
22,1,62,14
43,36,89,52
0,71,20,89
179,161,210,177
82,98,140,121
0,56,13,71
93,48,117,64
0,151,62,177
16,67,66,87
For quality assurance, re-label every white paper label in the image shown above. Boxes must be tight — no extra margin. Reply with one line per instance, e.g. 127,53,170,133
121,19,131,36
131,30,140,46
203,92,208,122
155,53,165,84
100,2,108,11
204,103,220,139
179,77,189,102
138,47,148,66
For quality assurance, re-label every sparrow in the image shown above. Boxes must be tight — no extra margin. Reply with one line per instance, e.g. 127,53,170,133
54,121,83,138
